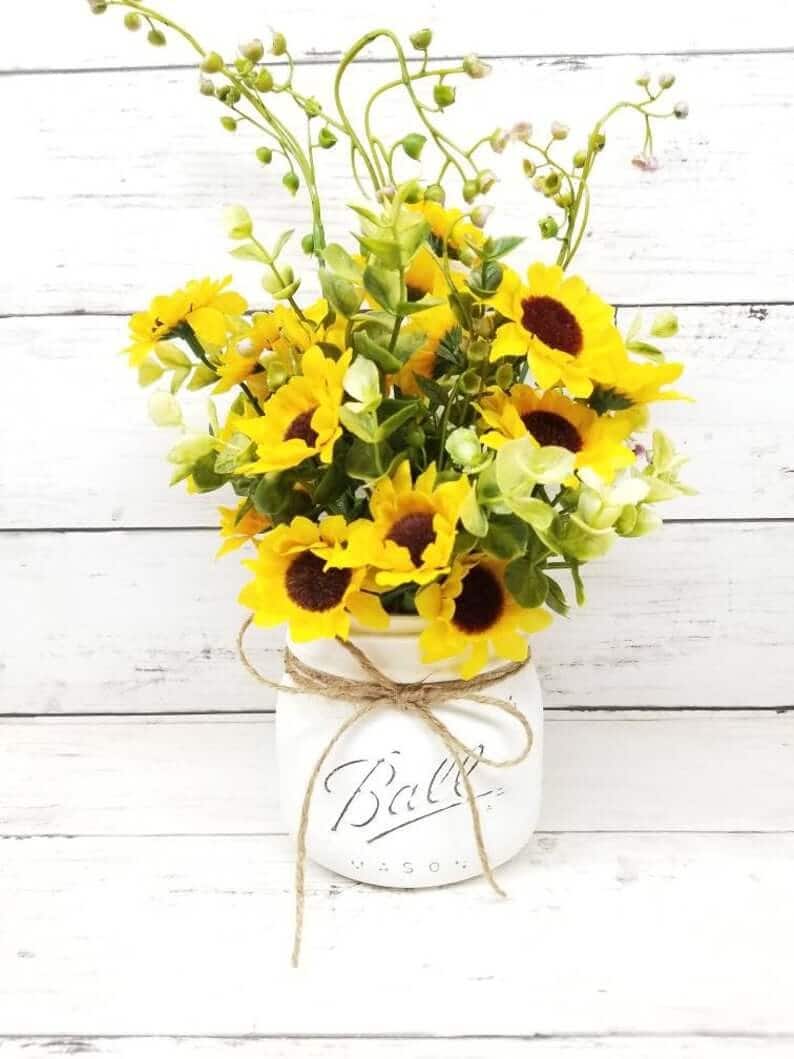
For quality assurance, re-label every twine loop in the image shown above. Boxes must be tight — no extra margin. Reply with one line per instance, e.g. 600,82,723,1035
237,615,534,966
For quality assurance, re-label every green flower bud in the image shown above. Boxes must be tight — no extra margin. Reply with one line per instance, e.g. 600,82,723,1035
462,178,478,204
522,159,536,178
282,171,300,195
494,363,514,389
406,426,425,449
301,233,315,255
470,205,493,229
650,310,679,338
572,149,587,168
199,77,215,97
543,171,561,194
555,189,573,207
224,204,253,239
446,427,482,467
147,28,166,47
635,71,651,87
402,133,427,160
550,121,569,140
401,179,424,204
220,116,238,132
234,57,253,75
239,38,264,63
538,215,559,239
590,131,606,152
304,97,322,118
463,54,491,79
88,0,107,13
460,370,481,396
490,128,510,154
424,183,445,204
201,51,224,74
266,361,288,390
467,338,490,364
477,169,497,193
254,68,274,92
410,28,433,50
262,264,294,295
270,31,287,56
318,126,337,149
433,83,456,109
658,71,676,89
255,146,273,164
673,101,689,119
123,11,142,30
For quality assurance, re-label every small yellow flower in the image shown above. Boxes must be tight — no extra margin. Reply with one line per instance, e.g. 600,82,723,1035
588,355,688,409
416,556,552,679
478,385,636,481
489,263,623,397
239,345,352,473
125,276,247,367
330,461,470,588
410,201,483,258
239,515,389,642
393,303,457,396
216,503,271,558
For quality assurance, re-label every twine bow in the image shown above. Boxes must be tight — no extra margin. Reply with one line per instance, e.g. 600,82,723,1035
237,615,534,966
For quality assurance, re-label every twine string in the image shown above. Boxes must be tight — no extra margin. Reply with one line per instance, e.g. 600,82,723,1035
237,615,534,966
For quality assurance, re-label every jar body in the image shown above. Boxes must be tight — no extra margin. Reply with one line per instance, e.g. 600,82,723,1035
275,620,543,888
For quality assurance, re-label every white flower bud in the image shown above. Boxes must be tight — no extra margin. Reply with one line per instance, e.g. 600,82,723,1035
239,38,264,63
673,101,689,119
550,121,569,141
470,205,493,229
658,72,676,89
631,153,659,172
511,121,532,143
463,54,491,79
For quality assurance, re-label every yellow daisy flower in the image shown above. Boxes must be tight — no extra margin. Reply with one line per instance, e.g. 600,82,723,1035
216,503,271,558
416,556,552,679
410,201,483,258
489,263,623,398
125,275,247,367
239,345,352,473
331,461,470,588
239,515,389,642
588,355,688,410
478,385,636,481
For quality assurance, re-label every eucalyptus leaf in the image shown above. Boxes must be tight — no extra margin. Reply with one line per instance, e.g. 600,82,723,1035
322,243,361,282
319,270,361,317
363,264,401,313
352,330,403,373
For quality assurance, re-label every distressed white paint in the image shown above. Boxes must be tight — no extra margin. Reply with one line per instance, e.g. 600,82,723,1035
4,53,794,312
3,304,790,528
3,523,792,713
2,713,794,837
6,0,793,69
1,833,793,1035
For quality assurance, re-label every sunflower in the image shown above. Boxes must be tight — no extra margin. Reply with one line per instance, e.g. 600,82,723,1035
330,461,470,588
393,303,458,396
478,384,636,481
216,502,271,558
125,276,247,367
416,556,552,679
586,355,688,412
239,515,389,642
410,201,483,258
239,345,352,473
489,263,623,397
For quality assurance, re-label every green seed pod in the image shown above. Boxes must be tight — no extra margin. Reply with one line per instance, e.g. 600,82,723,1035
301,233,315,255
433,83,456,109
270,31,287,56
468,338,490,364
304,97,322,118
199,77,215,97
147,28,166,47
220,116,237,132
239,38,264,63
635,71,651,87
522,159,536,179
318,126,337,149
543,171,561,194
460,369,481,395
477,169,497,193
401,179,423,204
590,131,606,152
494,363,514,390
201,51,224,74
554,190,573,207
282,171,300,195
462,178,478,204
123,12,142,30
254,68,274,92
673,101,689,119
402,133,427,161
550,121,569,141
572,149,587,168
255,146,273,164
463,54,491,79
410,28,433,50
88,0,108,13
539,215,559,239
234,57,252,75
424,183,445,204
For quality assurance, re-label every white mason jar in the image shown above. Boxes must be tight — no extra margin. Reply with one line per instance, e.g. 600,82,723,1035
275,617,543,888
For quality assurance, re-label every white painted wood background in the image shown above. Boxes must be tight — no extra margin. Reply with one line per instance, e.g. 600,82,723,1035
1,1,793,1055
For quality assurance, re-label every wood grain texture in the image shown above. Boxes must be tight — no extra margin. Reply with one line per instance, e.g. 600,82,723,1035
5,53,794,312
2,523,793,714
3,304,790,528
1,832,793,1035
4,712,793,836
2,1036,792,1058
7,0,794,69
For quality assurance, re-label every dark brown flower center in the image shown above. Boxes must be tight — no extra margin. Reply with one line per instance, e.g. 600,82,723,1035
522,410,583,453
520,295,583,355
406,283,427,303
386,512,436,567
285,552,352,612
452,564,504,634
283,408,319,447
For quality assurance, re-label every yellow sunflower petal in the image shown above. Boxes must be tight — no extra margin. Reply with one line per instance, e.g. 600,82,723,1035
491,322,530,361
347,591,390,631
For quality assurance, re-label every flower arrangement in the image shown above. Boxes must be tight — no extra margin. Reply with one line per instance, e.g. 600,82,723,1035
87,1,693,680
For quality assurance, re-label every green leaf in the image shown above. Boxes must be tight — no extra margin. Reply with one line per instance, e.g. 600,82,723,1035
447,290,474,330
169,365,191,393
322,243,361,283
363,264,401,312
481,515,529,560
137,360,165,387
313,459,348,507
155,342,191,369
358,235,404,271
377,401,419,440
339,406,380,443
413,374,449,405
352,330,403,373
187,363,219,390
587,385,635,414
460,488,489,537
191,451,227,493
230,242,269,263
544,576,570,616
394,330,427,359
627,339,665,363
505,557,548,608
270,228,294,261
347,203,381,226
319,270,362,317
345,439,392,481
396,216,431,260
467,259,503,298
395,295,444,316
482,235,524,260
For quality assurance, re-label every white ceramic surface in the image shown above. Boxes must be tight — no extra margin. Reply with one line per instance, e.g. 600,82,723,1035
276,618,543,888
